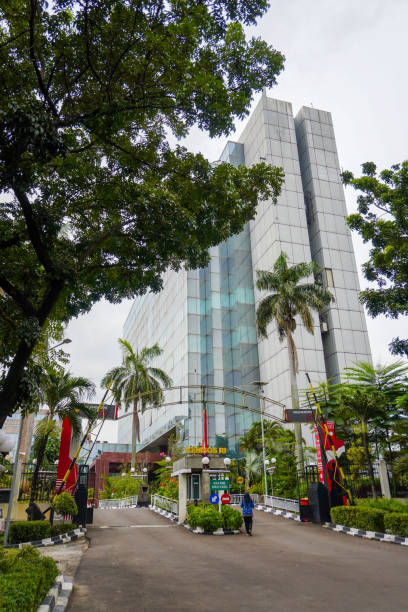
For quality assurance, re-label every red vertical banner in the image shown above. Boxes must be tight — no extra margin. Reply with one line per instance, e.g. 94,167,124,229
56,417,78,495
314,421,345,492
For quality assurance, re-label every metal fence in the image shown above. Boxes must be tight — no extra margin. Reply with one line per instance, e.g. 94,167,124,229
263,494,300,513
230,494,259,506
151,494,178,515
98,494,139,509
18,465,57,502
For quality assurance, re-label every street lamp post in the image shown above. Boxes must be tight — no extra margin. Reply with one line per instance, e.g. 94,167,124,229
266,457,277,503
249,381,268,497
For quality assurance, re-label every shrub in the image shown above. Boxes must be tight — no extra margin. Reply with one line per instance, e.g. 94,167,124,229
356,498,408,514
99,473,141,500
384,513,408,537
330,505,386,532
51,523,76,536
186,505,200,529
186,504,222,531
51,492,78,518
9,520,51,544
0,546,58,612
197,505,223,532
220,505,243,531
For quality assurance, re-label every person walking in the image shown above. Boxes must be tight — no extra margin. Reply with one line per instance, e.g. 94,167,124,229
240,491,255,535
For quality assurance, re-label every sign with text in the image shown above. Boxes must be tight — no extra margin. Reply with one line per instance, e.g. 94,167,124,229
210,479,230,492
185,446,227,455
285,408,328,423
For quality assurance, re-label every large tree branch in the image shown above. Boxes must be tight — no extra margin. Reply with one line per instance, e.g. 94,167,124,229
29,0,59,118
0,275,37,316
13,187,54,273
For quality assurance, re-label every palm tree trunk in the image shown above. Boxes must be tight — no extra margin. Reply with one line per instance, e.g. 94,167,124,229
361,422,377,500
131,398,139,470
287,332,304,471
29,434,49,506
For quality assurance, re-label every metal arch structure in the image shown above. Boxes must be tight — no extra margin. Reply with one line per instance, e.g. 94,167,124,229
115,384,286,423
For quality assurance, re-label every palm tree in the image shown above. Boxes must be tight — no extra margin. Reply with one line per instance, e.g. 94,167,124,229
256,252,334,468
102,340,172,469
243,451,262,488
341,360,408,497
30,369,95,504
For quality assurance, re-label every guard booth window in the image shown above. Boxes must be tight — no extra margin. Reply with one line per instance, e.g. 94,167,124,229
187,474,201,500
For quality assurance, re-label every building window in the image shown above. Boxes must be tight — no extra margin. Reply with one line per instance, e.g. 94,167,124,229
325,268,334,287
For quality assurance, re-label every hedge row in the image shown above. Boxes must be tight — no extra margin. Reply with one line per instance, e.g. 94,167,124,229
383,513,408,538
9,521,77,544
330,506,408,536
187,504,242,532
0,546,58,611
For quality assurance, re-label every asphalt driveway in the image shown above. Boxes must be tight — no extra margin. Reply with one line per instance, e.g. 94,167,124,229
68,507,407,611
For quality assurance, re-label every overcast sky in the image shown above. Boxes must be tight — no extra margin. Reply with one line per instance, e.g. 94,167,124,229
66,0,408,441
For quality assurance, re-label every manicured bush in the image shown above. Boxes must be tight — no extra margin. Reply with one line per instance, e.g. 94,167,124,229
0,546,58,611
356,498,408,514
384,513,408,537
198,505,223,532
51,492,78,518
186,504,222,531
330,505,386,532
220,505,243,531
51,522,77,536
9,520,51,544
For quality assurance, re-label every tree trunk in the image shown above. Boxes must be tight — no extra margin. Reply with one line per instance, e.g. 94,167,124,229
131,398,139,470
29,434,49,506
361,423,377,500
287,332,304,471
0,280,63,426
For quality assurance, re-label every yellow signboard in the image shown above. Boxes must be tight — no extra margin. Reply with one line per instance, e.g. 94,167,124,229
185,446,227,455
237,476,244,485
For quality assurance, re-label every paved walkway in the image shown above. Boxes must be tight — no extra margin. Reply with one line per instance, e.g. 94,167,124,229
68,508,407,612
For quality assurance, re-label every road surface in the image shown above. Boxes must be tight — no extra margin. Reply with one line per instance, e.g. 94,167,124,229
68,507,407,611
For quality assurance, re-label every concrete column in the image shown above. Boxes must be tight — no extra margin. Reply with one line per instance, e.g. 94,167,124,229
178,473,187,524
378,459,391,499
201,470,211,503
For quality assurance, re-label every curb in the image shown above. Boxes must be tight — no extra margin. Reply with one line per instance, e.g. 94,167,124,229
183,524,240,536
149,504,179,522
5,527,86,549
256,505,301,522
37,574,73,612
322,522,408,546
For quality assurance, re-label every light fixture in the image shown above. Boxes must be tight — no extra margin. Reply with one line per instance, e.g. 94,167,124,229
143,467,147,473
264,458,270,466
202,456,210,466
130,467,136,472
271,457,277,464
165,456,171,463
224,457,231,467
121,472,126,477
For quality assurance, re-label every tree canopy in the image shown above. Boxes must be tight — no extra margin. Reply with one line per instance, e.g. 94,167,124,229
0,0,285,421
342,161,408,357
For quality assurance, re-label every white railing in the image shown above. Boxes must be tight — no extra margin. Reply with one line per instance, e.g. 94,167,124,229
264,494,299,514
151,494,178,516
98,494,139,509
230,494,259,506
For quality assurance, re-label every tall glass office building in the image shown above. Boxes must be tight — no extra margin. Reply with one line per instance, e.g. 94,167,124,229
118,95,372,454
